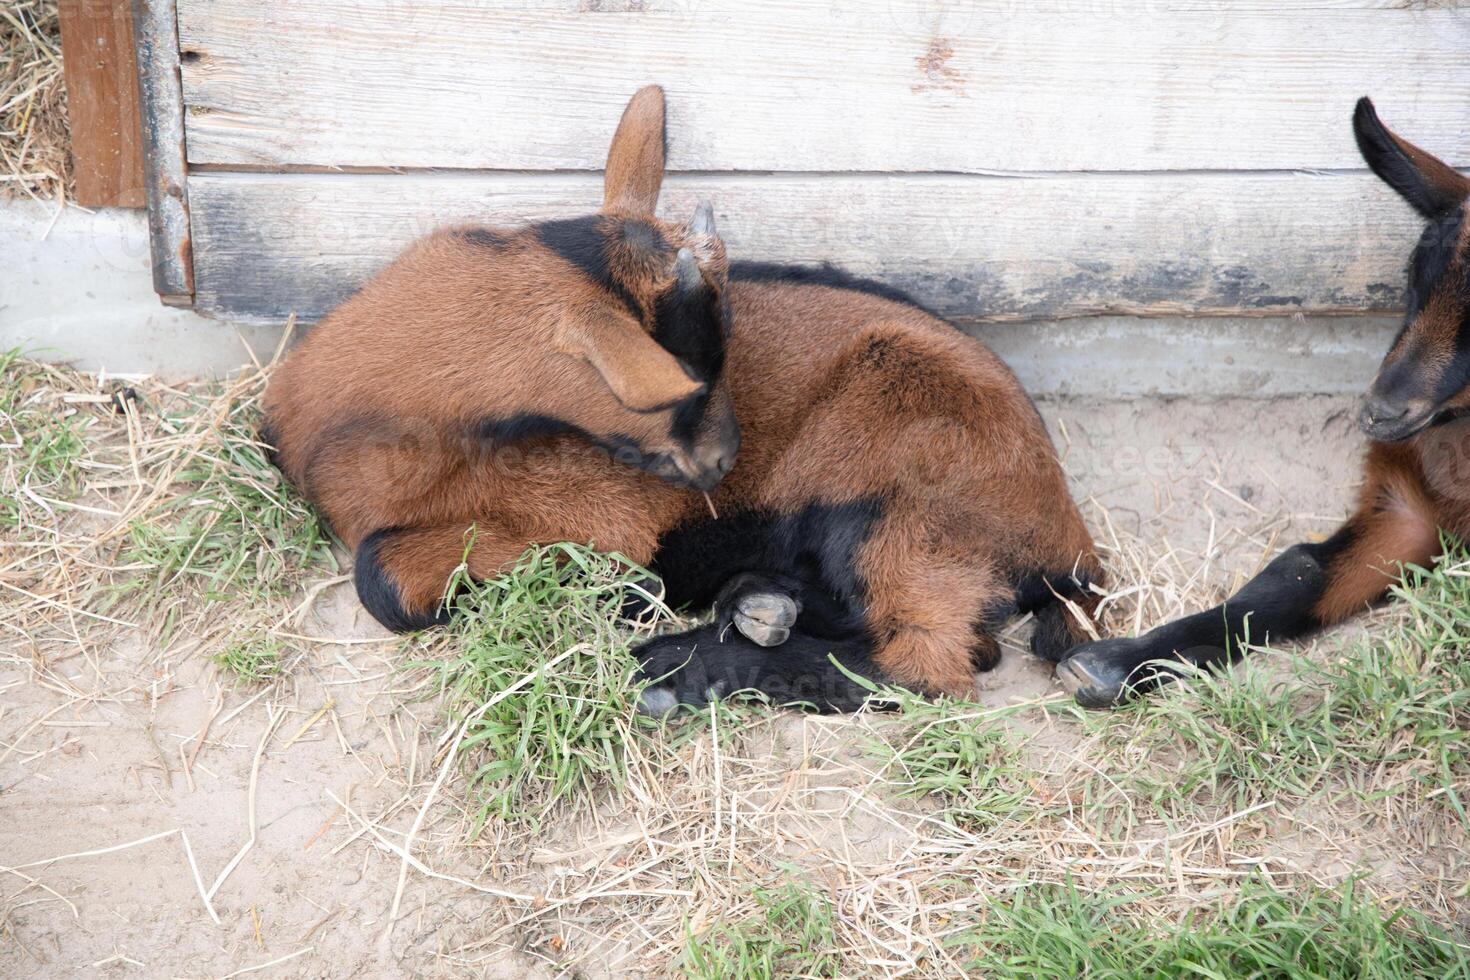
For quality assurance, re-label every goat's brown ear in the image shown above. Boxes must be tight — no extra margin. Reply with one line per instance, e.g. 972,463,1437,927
558,304,702,412
1353,97,1469,217
603,85,666,215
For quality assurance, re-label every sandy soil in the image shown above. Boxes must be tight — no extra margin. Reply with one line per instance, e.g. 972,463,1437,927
0,393,1376,977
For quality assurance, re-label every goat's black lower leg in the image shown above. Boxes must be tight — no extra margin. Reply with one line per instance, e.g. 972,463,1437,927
1056,540,1342,707
634,623,885,715
1006,568,1103,663
1029,601,1094,663
1056,500,1440,708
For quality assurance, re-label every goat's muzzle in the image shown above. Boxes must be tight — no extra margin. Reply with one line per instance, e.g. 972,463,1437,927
1358,393,1437,443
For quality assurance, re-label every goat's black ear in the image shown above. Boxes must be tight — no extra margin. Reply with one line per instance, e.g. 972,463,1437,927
603,85,667,216
1353,97,1469,218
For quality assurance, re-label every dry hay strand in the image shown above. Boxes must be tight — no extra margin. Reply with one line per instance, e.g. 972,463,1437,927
0,0,70,202
1,338,335,697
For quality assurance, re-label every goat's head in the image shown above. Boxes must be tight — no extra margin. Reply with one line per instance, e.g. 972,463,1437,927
1353,97,1470,442
505,85,738,491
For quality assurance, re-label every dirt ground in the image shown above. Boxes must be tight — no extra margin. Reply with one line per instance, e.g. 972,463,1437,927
1,389,1400,977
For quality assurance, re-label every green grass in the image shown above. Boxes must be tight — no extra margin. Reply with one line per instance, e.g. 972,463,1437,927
682,879,841,979
955,877,1470,979
866,694,1038,830
121,382,333,604
212,636,284,685
1311,542,1470,819
407,541,677,831
0,348,89,526
1082,539,1470,819
1104,662,1342,808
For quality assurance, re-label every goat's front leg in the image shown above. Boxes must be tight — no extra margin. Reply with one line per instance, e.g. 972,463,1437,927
1056,475,1442,708
352,522,532,632
633,622,885,716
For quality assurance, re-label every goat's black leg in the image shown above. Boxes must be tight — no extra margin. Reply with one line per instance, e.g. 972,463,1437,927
1055,542,1334,707
634,623,886,716
618,574,671,623
1056,495,1440,708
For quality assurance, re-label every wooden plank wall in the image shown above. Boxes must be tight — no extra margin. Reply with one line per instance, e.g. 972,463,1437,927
170,0,1470,323
189,171,1423,324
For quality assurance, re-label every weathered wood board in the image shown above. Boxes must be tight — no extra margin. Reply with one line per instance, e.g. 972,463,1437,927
175,1,1470,172
189,171,1426,323
133,0,194,303
58,0,145,207
138,0,1470,321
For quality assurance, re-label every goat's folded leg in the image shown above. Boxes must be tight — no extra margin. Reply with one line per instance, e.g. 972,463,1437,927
352,522,530,633
1056,488,1441,708
633,622,886,716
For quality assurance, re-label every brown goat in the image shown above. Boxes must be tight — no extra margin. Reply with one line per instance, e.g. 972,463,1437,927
263,86,1102,713
1056,97,1470,708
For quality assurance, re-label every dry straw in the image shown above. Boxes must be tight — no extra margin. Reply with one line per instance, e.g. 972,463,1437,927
2,347,1467,975
0,0,70,202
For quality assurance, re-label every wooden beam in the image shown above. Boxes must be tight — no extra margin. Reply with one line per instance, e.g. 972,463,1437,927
132,0,194,304
57,0,145,207
186,170,1427,324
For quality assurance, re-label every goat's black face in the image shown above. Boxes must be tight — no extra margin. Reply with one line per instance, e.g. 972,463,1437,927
1362,209,1470,441
653,262,740,492
1353,98,1470,443
535,205,740,491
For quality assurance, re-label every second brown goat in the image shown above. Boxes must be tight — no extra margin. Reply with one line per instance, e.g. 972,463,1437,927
263,86,1102,713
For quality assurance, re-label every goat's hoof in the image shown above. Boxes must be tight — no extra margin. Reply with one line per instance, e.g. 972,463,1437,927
619,575,666,622
733,593,798,648
1055,641,1140,709
637,686,680,718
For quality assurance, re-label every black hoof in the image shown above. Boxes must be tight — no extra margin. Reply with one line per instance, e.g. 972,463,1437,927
713,572,803,648
731,592,800,647
1055,638,1150,709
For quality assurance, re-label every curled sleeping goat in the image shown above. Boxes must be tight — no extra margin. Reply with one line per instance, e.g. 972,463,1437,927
262,86,1103,713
